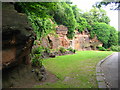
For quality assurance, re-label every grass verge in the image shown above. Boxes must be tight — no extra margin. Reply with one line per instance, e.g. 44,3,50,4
34,51,113,88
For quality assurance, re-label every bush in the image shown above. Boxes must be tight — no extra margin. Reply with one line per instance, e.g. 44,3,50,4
31,46,44,67
97,46,106,51
31,54,42,67
67,47,76,53
59,47,67,53
44,47,50,54
110,45,120,52
106,48,110,51
32,46,44,54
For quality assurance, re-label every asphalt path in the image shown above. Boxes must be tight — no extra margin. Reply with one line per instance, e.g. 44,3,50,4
101,52,119,88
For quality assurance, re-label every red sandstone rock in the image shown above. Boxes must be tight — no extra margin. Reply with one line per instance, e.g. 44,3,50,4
2,3,35,69
39,25,103,51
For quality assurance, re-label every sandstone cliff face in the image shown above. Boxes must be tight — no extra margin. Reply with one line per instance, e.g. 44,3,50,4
39,25,69,49
2,2,35,69
40,25,102,50
72,30,103,50
2,3,46,88
56,25,69,48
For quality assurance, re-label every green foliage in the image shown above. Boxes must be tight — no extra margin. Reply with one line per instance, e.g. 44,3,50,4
15,2,77,39
67,47,76,53
15,2,117,49
95,1,120,10
92,22,111,48
110,45,120,52
97,46,106,51
76,17,88,32
15,2,56,40
59,47,67,53
31,54,42,67
31,46,50,68
91,22,118,48
32,46,51,56
31,46,44,67
44,47,51,54
52,3,77,39
89,7,110,24
71,5,88,32
32,46,44,55
72,5,83,21
90,31,95,39
82,7,110,32
108,26,118,47
118,31,120,45
82,12,94,31
28,16,56,40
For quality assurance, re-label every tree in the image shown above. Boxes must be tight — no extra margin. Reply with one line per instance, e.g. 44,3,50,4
118,31,120,45
71,5,83,22
82,12,94,31
95,0,120,10
52,2,77,39
92,22,111,48
14,2,57,40
15,2,77,39
76,17,88,32
108,26,118,47
71,5,88,32
89,7,110,24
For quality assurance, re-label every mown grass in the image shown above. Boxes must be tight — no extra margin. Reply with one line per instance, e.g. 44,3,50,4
34,51,113,88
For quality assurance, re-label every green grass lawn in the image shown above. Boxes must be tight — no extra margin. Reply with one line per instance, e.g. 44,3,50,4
34,51,113,88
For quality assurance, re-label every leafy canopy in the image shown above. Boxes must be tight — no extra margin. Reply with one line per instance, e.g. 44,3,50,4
91,22,118,48
14,2,118,48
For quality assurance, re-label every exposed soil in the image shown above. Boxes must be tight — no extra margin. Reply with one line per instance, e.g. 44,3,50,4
34,70,59,86
10,70,59,88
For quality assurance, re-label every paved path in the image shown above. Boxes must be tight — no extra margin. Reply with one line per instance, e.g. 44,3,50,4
101,52,119,88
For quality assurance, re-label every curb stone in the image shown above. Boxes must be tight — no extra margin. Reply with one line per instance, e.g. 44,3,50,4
96,52,115,88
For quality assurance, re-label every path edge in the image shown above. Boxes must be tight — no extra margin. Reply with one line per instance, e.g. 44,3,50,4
96,52,116,88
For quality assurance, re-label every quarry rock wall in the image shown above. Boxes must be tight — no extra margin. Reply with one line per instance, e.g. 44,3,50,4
40,25,102,50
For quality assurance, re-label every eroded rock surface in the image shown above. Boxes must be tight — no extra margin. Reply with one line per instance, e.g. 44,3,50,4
72,30,102,50
38,24,102,51
2,2,35,69
2,3,46,88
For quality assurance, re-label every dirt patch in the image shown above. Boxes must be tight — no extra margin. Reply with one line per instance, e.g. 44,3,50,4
16,70,58,88
3,63,58,88
34,70,59,86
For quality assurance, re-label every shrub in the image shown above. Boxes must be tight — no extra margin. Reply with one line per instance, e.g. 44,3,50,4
59,47,67,53
110,45,120,52
97,46,106,51
106,48,110,51
44,47,50,54
32,46,44,54
67,47,76,53
31,46,44,67
31,54,42,67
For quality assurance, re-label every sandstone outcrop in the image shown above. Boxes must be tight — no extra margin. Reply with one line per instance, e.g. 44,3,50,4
39,25,69,49
39,24,102,51
2,3,46,88
56,25,70,48
72,30,103,50
2,2,35,69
